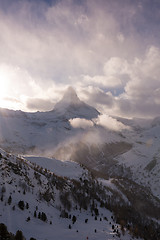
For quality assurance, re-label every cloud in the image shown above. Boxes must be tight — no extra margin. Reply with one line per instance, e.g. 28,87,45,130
0,0,159,118
125,46,160,98
26,97,55,111
0,63,67,111
118,46,160,117
69,113,130,134
82,75,122,88
3,97,21,103
78,45,160,118
103,57,130,76
69,118,94,129
0,96,24,111
95,114,130,131
0,0,149,80
79,86,114,108
78,57,130,90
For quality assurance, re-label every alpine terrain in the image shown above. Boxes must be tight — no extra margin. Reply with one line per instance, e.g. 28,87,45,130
0,87,160,240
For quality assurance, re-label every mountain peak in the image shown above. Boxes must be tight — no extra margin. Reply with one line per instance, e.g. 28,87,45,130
61,86,81,105
54,87,81,112
64,86,76,95
54,86,99,119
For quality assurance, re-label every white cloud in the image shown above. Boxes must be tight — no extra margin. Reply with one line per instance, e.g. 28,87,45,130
80,57,130,89
118,46,160,117
0,63,67,111
125,46,160,99
0,0,145,81
95,114,130,131
79,45,160,118
82,75,122,88
103,57,130,76
69,118,94,129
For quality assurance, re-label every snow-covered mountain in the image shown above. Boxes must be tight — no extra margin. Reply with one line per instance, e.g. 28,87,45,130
54,86,99,119
0,86,99,154
0,87,160,239
0,88,160,200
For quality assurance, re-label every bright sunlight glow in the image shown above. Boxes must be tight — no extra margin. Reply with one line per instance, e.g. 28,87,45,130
0,65,22,110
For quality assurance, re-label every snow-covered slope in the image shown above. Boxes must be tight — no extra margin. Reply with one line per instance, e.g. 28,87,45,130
0,148,149,240
115,122,160,199
25,155,86,179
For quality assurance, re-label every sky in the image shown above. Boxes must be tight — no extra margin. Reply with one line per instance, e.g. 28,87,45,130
0,0,160,118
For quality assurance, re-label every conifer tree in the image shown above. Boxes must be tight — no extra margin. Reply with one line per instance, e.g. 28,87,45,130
8,195,12,205
0,223,8,240
15,230,25,240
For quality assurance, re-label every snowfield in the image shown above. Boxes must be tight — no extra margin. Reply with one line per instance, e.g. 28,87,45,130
25,156,86,179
